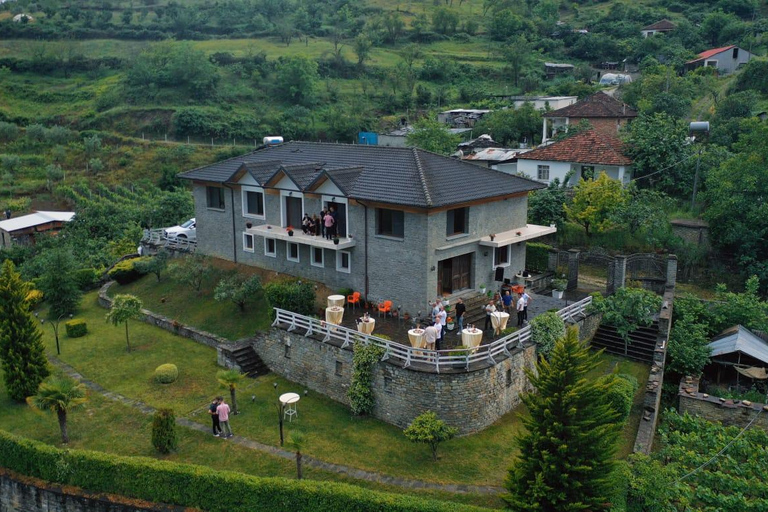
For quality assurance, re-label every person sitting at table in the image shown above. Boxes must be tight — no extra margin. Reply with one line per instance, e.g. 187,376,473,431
484,301,496,331
302,214,313,235
516,293,526,327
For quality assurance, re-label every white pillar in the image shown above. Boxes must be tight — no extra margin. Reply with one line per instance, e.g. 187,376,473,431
542,118,548,143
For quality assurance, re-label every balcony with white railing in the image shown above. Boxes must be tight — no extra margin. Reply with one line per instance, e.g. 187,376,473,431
271,295,592,374
248,225,356,250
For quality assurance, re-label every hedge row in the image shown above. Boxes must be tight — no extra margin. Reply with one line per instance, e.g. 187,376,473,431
525,242,552,273
0,430,488,512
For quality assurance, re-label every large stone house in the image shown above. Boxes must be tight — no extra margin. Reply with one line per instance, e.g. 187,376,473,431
179,142,551,315
517,129,633,186
542,91,637,142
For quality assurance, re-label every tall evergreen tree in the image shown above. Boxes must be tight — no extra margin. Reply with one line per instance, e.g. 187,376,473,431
0,260,50,401
38,248,81,318
505,326,621,511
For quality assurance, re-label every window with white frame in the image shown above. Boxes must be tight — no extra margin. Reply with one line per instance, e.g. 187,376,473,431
336,251,351,273
264,238,276,257
242,188,265,218
537,165,550,181
311,246,324,267
494,245,510,267
287,242,299,262
242,232,255,253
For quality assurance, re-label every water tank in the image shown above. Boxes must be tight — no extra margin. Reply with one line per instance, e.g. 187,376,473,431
263,136,284,146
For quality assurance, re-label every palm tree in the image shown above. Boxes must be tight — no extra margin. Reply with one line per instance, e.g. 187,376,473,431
216,369,245,415
28,376,87,444
106,294,143,352
289,430,307,479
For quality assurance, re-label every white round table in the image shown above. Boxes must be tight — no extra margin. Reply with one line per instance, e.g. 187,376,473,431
491,312,510,335
357,318,375,335
461,328,483,350
408,328,425,349
325,306,344,325
327,295,345,307
279,392,300,422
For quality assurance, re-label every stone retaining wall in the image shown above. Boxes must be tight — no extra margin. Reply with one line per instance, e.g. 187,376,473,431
0,469,176,512
678,376,768,430
98,281,229,349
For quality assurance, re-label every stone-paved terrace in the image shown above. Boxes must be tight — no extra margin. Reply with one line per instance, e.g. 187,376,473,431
335,289,588,351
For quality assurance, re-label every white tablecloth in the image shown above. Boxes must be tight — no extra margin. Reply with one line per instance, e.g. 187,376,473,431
461,328,483,350
325,306,344,325
327,295,345,307
491,312,510,335
357,318,375,334
408,329,425,349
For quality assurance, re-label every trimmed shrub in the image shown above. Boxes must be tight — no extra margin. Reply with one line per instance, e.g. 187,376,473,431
151,409,178,454
600,373,639,423
108,257,151,285
264,279,316,318
154,364,179,384
0,429,481,512
529,311,566,359
65,319,88,338
526,242,553,273
74,267,100,290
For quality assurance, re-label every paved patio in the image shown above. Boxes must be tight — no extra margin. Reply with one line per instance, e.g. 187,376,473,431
333,289,588,351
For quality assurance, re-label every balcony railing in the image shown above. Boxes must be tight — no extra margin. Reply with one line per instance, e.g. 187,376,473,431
271,296,592,373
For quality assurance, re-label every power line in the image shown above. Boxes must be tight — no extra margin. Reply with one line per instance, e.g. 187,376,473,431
630,150,699,183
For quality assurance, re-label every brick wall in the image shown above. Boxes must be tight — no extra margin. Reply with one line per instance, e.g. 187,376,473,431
570,116,628,137
678,376,768,430
0,470,170,512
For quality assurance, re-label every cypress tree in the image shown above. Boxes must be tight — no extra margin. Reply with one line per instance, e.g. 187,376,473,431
0,260,50,401
505,326,621,512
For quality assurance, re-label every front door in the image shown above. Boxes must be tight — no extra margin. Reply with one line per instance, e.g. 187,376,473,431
437,253,473,296
285,196,303,229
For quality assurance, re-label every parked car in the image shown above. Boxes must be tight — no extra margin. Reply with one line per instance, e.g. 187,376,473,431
164,218,196,241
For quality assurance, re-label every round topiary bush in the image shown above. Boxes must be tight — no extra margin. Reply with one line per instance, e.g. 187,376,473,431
154,364,179,384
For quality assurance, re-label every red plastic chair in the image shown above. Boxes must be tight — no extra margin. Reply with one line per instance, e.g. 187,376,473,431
377,300,392,318
347,291,361,310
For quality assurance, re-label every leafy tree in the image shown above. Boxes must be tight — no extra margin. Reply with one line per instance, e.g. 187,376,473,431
405,118,460,155
700,9,743,46
106,294,144,352
381,12,404,44
598,373,638,423
431,7,459,35
610,186,674,246
169,254,211,292
263,279,316,317
213,273,262,312
38,248,81,318
623,113,694,198
0,121,18,142
704,121,768,288
503,36,534,88
666,316,711,377
403,411,458,462
88,158,104,175
352,34,372,67
711,276,768,334
1,154,21,175
529,310,566,359
733,59,768,95
472,104,541,146
625,454,678,512
590,288,662,346
527,177,570,228
134,250,169,282
564,172,629,237
505,326,621,511
0,261,50,402
27,376,86,444
274,56,319,106
216,369,245,415
151,408,178,454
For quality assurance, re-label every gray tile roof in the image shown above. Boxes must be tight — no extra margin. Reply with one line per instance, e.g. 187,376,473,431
178,142,544,208
241,160,283,185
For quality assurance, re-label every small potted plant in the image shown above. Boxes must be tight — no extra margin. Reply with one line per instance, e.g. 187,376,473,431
246,221,253,229
489,233,496,241
333,236,340,245
479,283,486,295
286,226,294,236
551,278,567,299
516,231,522,236
446,316,455,330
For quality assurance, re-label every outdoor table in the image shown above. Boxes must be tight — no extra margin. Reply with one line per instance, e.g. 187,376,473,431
461,328,483,351
327,294,345,307
325,306,344,326
357,317,376,335
408,328,425,349
491,311,510,336
279,392,300,422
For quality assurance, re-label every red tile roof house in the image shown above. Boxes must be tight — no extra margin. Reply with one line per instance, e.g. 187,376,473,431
684,45,754,74
541,91,638,142
516,129,633,186
641,19,676,38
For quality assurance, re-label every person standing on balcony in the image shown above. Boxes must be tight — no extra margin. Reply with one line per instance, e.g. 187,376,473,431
521,288,532,322
323,210,335,240
436,305,447,347
516,294,526,327
484,300,496,331
455,298,466,335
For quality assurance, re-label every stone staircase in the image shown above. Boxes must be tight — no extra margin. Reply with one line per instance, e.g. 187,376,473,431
451,291,490,328
231,344,270,377
589,320,659,363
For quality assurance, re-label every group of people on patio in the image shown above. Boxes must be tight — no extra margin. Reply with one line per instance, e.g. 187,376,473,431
484,289,531,330
301,205,338,240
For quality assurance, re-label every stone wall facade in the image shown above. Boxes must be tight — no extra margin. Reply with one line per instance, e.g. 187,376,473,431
678,376,768,430
0,470,173,512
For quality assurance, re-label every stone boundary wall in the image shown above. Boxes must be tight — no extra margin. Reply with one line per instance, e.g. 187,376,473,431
98,281,229,349
0,469,177,512
678,376,768,430
633,287,674,455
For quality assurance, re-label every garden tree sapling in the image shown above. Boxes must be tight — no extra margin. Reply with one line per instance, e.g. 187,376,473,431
213,273,263,312
28,376,87,444
106,294,144,352
216,369,245,415
564,172,629,237
403,411,458,462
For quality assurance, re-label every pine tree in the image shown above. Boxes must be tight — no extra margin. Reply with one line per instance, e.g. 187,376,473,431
0,260,50,401
504,326,621,512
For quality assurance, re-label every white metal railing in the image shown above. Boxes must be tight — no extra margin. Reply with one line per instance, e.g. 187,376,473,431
141,229,197,252
271,296,593,373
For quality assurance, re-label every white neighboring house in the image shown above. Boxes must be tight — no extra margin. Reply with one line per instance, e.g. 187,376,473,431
641,19,676,38
516,129,632,186
0,211,75,248
685,45,753,74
